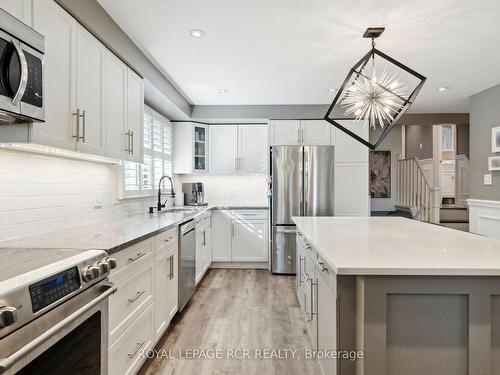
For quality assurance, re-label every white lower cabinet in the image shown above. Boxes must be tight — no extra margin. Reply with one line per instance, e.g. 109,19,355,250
195,212,212,285
154,238,178,339
108,304,154,375
109,228,178,375
231,220,268,261
297,232,338,375
212,210,232,261
212,209,269,264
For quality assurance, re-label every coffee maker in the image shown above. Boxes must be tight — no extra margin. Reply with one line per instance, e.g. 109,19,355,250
182,182,207,206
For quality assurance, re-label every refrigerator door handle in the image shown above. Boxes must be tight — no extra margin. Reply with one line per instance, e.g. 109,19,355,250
276,228,297,234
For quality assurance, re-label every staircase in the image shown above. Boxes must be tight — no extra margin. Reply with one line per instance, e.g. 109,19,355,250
395,158,440,223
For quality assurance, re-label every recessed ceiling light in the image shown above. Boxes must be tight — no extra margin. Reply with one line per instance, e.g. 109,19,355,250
437,86,451,92
328,88,338,92
190,29,205,38
218,88,228,94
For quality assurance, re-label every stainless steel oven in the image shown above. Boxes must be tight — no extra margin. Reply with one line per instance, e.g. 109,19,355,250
0,8,44,124
0,249,116,375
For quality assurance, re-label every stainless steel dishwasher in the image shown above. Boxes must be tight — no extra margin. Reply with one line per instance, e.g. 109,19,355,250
178,219,196,311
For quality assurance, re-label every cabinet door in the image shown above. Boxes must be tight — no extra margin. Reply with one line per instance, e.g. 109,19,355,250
333,120,368,163
334,163,369,216
195,226,204,285
209,125,238,173
75,26,105,155
154,249,170,339
212,211,232,261
270,120,301,145
317,272,337,375
296,236,305,296
238,125,268,174
31,0,76,150
166,247,178,321
0,0,32,24
105,52,128,159
126,69,144,163
231,220,268,262
204,220,212,271
301,120,331,145
194,125,208,172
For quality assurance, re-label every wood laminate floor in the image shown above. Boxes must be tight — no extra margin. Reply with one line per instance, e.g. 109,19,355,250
139,269,322,375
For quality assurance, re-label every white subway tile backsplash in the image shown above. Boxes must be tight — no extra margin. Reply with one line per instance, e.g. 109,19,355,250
0,149,153,241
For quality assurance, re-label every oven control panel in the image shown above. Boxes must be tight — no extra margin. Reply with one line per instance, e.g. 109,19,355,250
29,267,81,313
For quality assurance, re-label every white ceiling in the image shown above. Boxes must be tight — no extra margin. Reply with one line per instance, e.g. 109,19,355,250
98,0,500,112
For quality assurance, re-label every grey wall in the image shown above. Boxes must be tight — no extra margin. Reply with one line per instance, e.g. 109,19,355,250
370,125,402,212
457,123,470,157
405,125,434,160
470,83,500,201
55,0,191,119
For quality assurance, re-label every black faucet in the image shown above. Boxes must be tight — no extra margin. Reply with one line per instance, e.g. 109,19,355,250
149,175,175,213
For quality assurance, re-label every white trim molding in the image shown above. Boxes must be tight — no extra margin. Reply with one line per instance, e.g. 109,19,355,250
467,199,500,239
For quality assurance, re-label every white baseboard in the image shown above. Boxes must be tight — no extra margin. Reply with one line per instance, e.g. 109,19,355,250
210,261,269,270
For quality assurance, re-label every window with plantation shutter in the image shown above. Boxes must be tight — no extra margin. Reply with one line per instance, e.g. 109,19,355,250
122,105,172,197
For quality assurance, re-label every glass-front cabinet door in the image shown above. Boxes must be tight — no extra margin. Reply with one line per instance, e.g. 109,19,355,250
194,125,208,172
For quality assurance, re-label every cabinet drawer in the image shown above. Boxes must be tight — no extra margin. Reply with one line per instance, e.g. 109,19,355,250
231,209,267,221
109,304,154,375
111,238,154,281
316,254,336,293
109,259,154,344
155,227,178,252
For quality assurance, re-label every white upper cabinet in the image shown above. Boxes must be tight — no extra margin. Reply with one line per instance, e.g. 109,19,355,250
301,120,331,145
238,125,268,174
208,124,268,174
126,69,144,163
104,52,128,160
0,0,32,25
209,125,238,173
75,26,105,155
270,120,331,146
28,1,144,159
31,0,76,150
173,123,209,174
332,120,369,163
269,120,301,145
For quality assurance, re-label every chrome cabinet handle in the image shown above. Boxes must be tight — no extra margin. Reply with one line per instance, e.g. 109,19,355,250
318,262,328,273
309,278,317,321
232,223,235,237
130,130,134,155
163,236,175,243
128,341,145,359
203,230,206,246
73,108,84,141
128,290,145,304
125,130,131,153
298,256,304,285
11,40,28,106
297,128,300,144
169,254,174,279
128,253,146,263
81,110,86,143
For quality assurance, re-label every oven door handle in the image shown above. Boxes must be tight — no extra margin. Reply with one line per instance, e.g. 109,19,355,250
0,283,116,374
11,40,28,107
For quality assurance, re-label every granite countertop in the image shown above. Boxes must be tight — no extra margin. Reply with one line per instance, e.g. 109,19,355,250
0,205,268,255
293,216,500,276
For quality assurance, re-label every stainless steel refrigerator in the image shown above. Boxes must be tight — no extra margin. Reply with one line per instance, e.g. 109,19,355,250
271,145,334,274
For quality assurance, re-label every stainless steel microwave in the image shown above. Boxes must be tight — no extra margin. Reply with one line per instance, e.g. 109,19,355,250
0,8,44,124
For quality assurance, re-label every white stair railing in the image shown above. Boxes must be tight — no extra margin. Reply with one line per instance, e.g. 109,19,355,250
397,158,440,223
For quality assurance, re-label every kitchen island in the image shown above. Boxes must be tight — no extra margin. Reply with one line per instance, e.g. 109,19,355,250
292,216,500,375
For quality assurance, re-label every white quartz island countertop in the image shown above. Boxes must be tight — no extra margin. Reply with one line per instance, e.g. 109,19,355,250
292,217,500,276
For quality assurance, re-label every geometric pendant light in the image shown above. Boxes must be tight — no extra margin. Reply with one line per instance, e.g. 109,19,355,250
324,27,427,150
